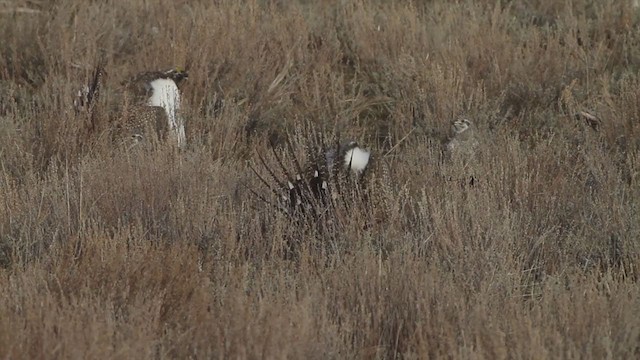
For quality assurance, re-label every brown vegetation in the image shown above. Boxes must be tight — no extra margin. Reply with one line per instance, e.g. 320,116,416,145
1,0,639,358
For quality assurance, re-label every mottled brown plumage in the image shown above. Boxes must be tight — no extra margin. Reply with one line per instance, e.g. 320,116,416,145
117,68,189,145
442,118,477,162
116,105,169,142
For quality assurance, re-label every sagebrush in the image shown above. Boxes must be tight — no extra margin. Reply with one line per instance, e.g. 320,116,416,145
0,0,639,358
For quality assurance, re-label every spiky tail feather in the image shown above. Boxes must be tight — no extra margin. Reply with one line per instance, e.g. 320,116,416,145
246,124,375,259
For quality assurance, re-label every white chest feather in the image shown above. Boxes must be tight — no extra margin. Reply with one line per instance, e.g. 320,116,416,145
148,78,186,147
344,147,370,173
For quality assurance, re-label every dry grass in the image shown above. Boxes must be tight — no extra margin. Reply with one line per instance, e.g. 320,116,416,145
1,0,639,358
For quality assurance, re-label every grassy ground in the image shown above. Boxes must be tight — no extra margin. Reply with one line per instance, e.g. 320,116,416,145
1,0,639,358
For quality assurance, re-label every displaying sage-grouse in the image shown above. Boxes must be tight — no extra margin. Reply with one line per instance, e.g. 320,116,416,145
120,68,188,148
250,136,372,219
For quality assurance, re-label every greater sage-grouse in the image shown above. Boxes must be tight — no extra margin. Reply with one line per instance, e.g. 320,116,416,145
120,68,188,148
442,117,477,161
441,117,479,187
250,135,372,219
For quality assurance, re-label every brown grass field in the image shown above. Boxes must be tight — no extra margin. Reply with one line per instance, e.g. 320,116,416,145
1,0,639,358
